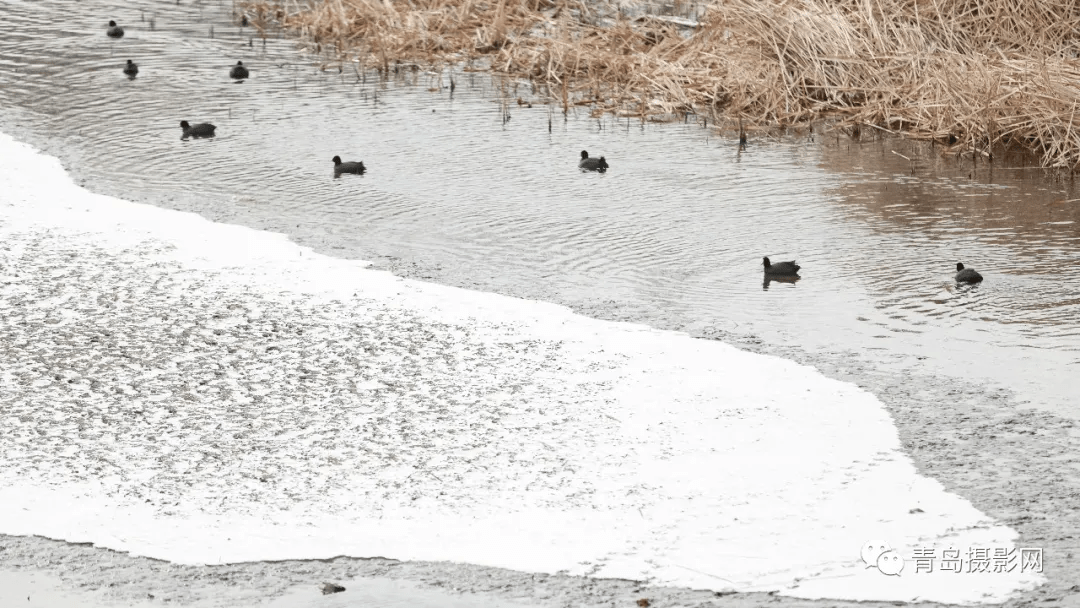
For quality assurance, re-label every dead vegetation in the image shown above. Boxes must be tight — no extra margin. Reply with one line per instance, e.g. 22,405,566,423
236,0,1080,168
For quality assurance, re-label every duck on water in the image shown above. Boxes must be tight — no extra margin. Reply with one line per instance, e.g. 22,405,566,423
180,121,216,139
955,262,983,283
106,20,124,38
122,60,138,78
579,150,608,172
763,256,800,275
333,156,365,176
230,61,249,79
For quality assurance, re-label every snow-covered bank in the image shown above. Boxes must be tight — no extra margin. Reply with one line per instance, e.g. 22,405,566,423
0,131,1042,603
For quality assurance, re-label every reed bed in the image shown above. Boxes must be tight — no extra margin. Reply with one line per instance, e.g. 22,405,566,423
237,0,1080,168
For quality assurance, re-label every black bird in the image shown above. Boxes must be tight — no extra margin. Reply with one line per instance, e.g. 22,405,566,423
180,120,216,139
955,262,983,283
333,155,365,175
122,59,138,77
107,20,124,38
579,150,608,172
229,61,249,79
763,256,800,275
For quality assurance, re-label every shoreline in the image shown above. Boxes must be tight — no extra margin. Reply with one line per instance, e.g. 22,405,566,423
236,0,1080,168
0,542,1039,608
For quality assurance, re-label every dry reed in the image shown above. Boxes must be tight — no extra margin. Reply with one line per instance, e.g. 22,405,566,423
237,0,1080,168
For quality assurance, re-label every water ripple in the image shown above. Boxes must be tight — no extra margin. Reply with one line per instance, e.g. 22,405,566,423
1,0,1079,414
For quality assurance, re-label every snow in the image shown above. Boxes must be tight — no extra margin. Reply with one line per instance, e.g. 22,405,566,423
0,130,1044,602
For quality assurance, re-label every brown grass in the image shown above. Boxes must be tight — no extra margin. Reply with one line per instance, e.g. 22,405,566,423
237,0,1080,168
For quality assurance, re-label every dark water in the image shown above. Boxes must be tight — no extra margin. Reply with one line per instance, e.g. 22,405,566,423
1,0,1078,416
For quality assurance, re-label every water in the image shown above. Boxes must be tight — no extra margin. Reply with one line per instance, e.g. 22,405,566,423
0,0,1078,417
0,569,522,608
265,577,538,608
0,570,158,608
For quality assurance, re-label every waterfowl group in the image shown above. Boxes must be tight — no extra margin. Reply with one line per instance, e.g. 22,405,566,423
579,150,609,172
99,15,995,295
107,19,250,83
757,257,990,287
758,257,989,286
104,15,624,180
105,20,243,142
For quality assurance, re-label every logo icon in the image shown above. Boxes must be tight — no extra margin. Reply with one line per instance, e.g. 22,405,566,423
862,540,904,576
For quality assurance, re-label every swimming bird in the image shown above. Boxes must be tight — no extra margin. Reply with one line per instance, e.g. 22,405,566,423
229,61,249,79
955,262,983,283
333,155,365,175
180,120,216,139
122,60,138,77
106,20,124,38
763,256,800,275
579,150,608,172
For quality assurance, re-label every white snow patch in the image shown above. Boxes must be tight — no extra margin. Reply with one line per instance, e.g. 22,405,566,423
0,131,1043,602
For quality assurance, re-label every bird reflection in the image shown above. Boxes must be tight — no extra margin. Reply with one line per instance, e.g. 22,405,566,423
763,274,800,290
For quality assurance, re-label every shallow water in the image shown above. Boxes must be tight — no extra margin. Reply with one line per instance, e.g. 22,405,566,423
0,569,527,608
266,577,539,608
0,0,1078,419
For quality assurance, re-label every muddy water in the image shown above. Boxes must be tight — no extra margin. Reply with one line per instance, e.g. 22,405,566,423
0,0,1078,426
